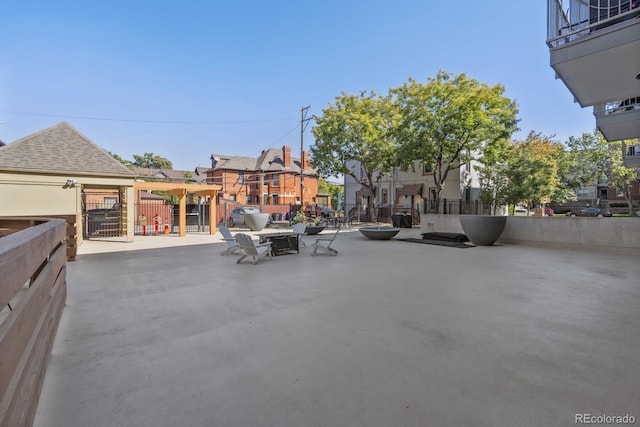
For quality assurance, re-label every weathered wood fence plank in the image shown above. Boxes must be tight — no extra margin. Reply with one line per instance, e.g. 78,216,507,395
0,218,67,427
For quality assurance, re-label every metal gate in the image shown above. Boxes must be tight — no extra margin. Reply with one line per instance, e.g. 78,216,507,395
83,202,123,238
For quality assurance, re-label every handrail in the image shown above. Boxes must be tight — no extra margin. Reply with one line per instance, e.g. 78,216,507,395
0,218,67,427
594,96,640,117
547,0,640,48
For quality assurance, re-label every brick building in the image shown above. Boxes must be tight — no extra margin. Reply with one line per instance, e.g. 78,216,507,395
207,146,320,207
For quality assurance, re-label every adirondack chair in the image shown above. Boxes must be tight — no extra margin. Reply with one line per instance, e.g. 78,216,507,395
218,225,242,256
235,233,273,265
292,222,307,249
311,227,341,256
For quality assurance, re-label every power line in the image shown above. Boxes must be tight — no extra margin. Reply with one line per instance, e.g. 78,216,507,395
1,110,295,125
245,124,300,157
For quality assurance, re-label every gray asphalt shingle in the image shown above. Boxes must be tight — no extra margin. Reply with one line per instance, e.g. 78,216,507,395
0,122,134,177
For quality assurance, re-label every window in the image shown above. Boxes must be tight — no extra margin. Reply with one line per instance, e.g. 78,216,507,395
238,171,244,185
382,189,388,204
577,189,589,198
104,197,117,207
230,194,236,201
272,194,279,204
272,173,279,186
255,195,260,204
264,194,269,205
246,195,252,204
423,162,433,174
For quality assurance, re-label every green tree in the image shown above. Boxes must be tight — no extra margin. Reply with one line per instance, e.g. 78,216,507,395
318,179,343,210
564,131,638,213
132,152,173,169
108,151,133,168
392,71,519,213
564,130,610,191
504,132,565,210
311,91,396,222
477,138,513,215
606,140,638,214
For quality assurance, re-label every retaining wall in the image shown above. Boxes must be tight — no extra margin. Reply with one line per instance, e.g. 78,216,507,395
421,214,640,249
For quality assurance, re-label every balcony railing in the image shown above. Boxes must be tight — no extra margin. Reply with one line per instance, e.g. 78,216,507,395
548,0,640,48
594,96,640,117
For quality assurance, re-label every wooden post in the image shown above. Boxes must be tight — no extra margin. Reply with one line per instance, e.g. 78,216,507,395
178,190,187,237
209,196,216,234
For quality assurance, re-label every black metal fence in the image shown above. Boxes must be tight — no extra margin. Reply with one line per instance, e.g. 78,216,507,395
84,203,123,238
423,199,493,215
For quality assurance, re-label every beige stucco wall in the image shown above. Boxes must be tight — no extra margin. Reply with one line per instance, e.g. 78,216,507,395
0,171,135,242
0,172,82,216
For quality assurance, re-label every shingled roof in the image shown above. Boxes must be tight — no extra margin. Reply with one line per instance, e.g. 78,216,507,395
132,166,207,184
210,147,317,175
0,122,134,177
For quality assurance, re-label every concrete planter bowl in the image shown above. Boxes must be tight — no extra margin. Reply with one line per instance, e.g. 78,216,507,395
458,215,507,246
304,225,325,235
244,213,270,231
359,226,401,240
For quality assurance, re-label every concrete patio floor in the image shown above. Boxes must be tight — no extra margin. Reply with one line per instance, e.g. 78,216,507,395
34,227,640,427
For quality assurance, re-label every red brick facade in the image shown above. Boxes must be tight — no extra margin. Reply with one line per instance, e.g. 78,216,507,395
207,146,319,207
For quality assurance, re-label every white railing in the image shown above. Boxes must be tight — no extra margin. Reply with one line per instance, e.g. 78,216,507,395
548,0,640,48
594,96,640,117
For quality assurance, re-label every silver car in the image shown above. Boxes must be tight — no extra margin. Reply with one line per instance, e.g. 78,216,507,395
229,207,272,226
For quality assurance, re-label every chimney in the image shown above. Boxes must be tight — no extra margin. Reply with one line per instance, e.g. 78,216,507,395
302,151,310,171
283,146,291,168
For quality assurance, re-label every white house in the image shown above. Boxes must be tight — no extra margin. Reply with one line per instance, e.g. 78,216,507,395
344,160,482,223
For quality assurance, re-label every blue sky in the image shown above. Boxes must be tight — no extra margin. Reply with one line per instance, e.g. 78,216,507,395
1,1,596,171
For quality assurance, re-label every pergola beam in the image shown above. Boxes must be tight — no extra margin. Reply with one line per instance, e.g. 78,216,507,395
133,182,221,236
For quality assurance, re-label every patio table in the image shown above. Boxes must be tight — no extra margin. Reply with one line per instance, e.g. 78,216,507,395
258,232,299,256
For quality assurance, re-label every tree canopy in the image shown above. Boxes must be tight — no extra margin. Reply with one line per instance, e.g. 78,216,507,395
392,71,519,213
311,90,396,221
477,138,513,215
502,132,566,210
606,139,639,214
318,179,343,210
564,130,610,190
132,152,173,169
108,151,133,168
109,151,173,170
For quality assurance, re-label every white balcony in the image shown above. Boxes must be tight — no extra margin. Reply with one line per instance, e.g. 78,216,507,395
623,142,640,167
594,97,640,140
547,0,640,107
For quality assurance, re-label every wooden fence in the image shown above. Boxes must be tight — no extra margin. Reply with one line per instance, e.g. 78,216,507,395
0,218,67,427
1,215,79,261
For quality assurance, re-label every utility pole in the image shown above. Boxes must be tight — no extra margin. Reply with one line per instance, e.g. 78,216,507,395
300,105,311,207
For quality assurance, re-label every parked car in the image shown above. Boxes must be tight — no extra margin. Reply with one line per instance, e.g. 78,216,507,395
566,208,612,217
228,207,272,227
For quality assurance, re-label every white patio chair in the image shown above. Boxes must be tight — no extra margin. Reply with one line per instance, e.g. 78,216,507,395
235,233,273,265
218,225,242,256
311,227,341,256
292,222,307,249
